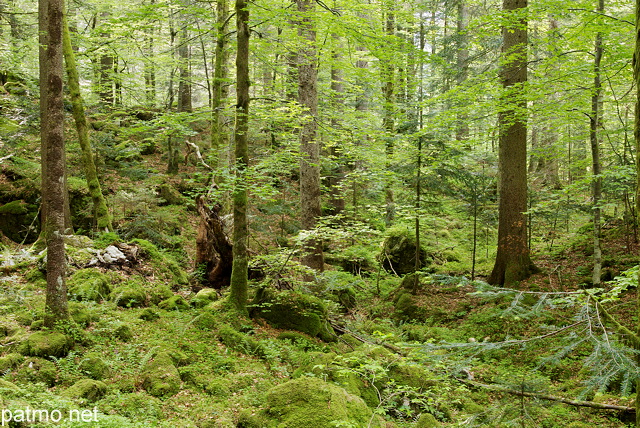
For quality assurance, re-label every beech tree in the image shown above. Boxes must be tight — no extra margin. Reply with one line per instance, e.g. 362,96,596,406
40,0,68,327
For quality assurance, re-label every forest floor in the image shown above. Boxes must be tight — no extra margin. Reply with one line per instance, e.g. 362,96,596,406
0,93,638,427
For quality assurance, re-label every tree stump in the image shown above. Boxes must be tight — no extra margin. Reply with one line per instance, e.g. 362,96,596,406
195,195,233,290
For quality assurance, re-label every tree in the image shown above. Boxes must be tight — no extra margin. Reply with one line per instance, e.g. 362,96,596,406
488,0,537,286
40,0,68,327
62,17,113,232
590,0,604,287
297,0,323,273
228,0,249,314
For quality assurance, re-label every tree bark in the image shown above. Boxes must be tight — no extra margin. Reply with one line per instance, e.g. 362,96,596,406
634,0,640,423
196,196,232,289
297,0,324,273
177,26,192,112
63,18,113,233
488,0,536,286
40,0,68,327
211,0,229,169
382,5,395,227
590,0,604,288
228,0,249,314
327,32,345,215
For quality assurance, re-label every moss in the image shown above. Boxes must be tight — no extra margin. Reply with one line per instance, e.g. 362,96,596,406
236,409,272,428
193,311,217,330
68,268,111,302
14,357,58,386
157,183,186,206
0,379,21,392
255,290,334,339
415,413,440,427
389,364,438,390
0,353,24,372
191,288,218,308
218,324,265,357
139,308,160,321
204,377,231,397
78,353,111,380
100,392,164,419
158,295,189,311
132,238,188,285
0,200,28,215
265,376,384,428
380,227,427,274
113,323,133,342
19,331,73,358
111,285,147,308
30,319,44,330
62,379,108,402
141,351,181,397
148,284,174,305
69,302,98,327
395,292,425,322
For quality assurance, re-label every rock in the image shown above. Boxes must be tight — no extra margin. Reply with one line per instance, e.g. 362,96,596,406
14,357,58,386
19,331,73,358
111,286,147,308
68,268,111,302
78,353,111,380
141,351,181,397
98,245,127,264
139,308,160,321
190,288,218,308
265,377,384,427
415,413,440,427
0,353,23,372
254,290,336,340
62,379,108,402
380,228,427,275
158,295,189,311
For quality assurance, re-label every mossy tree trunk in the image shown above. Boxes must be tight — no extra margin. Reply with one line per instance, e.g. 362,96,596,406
382,4,395,227
211,0,229,169
40,0,69,327
62,16,113,233
228,0,249,314
488,0,537,286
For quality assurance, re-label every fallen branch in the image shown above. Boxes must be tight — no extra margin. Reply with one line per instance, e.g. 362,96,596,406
457,378,634,413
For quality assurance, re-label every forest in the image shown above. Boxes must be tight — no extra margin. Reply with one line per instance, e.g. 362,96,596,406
1,0,640,426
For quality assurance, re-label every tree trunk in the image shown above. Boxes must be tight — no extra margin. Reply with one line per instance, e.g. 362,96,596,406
40,0,68,327
195,196,233,289
229,0,250,314
144,0,156,107
455,0,470,142
590,0,604,288
488,0,536,286
177,26,192,112
63,18,113,233
211,0,229,169
297,0,324,273
327,32,345,215
634,1,640,423
98,12,113,105
382,6,395,227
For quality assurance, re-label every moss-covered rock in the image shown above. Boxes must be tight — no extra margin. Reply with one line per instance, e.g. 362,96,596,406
191,288,218,308
0,353,24,372
132,239,188,286
254,290,335,340
193,311,217,330
19,331,73,358
203,377,231,397
218,324,265,357
265,376,384,427
69,302,99,327
0,200,39,243
68,268,111,302
148,284,173,305
113,323,133,342
140,351,181,397
157,183,186,206
0,379,21,392
62,379,108,402
139,308,160,321
158,295,189,311
78,353,111,380
111,285,147,308
380,227,427,275
415,413,440,427
14,357,58,386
